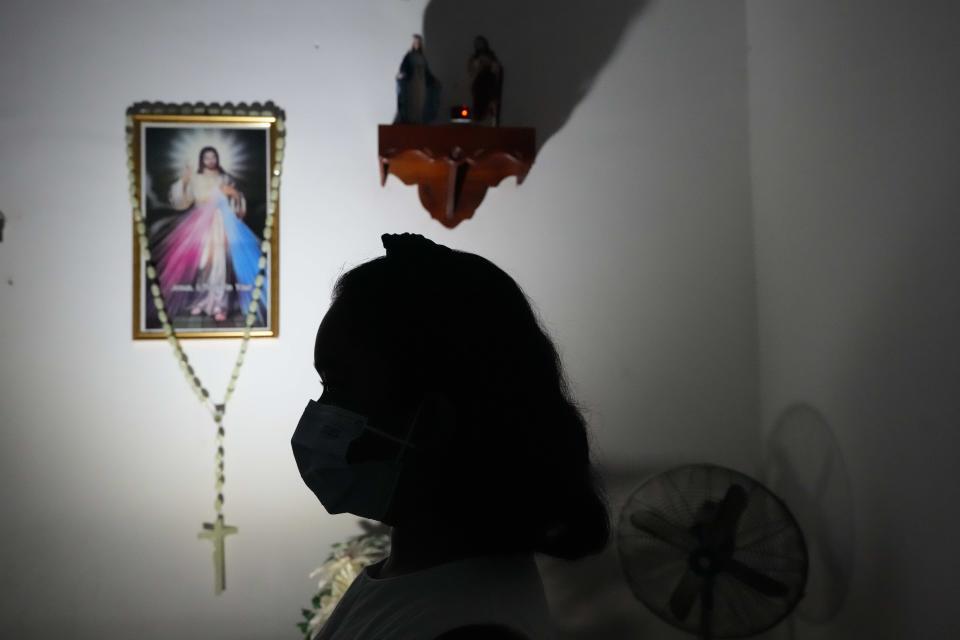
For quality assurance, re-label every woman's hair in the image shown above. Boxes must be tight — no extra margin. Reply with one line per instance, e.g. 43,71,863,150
325,234,610,561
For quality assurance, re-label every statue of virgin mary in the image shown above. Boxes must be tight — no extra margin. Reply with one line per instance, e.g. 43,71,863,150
394,34,441,124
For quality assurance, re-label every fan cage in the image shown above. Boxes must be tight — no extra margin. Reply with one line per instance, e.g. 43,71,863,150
617,463,809,638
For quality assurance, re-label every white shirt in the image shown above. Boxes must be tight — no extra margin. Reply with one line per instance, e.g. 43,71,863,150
315,552,556,640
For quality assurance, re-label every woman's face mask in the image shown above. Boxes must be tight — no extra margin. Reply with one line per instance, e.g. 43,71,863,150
291,399,421,525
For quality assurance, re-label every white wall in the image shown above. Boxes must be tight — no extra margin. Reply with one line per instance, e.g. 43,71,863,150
747,1,960,638
0,1,759,638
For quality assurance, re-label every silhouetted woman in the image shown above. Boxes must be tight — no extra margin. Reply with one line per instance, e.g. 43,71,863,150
292,233,610,639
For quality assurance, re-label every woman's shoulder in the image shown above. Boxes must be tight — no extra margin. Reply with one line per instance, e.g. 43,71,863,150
434,624,529,640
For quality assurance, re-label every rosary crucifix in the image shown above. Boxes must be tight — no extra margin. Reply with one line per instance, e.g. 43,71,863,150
198,515,238,595
196,406,238,594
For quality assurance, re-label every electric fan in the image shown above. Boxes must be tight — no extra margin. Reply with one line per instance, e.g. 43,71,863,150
617,464,808,639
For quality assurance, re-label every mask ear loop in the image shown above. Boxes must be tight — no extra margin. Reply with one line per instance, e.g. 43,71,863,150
392,328,432,464
354,398,425,461
394,394,428,463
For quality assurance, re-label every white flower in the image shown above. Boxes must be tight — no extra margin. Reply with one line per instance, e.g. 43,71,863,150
301,528,390,638
307,594,339,639
310,556,350,592
330,562,359,598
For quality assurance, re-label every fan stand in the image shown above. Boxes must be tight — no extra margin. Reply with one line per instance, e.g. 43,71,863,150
691,552,717,640
700,575,714,640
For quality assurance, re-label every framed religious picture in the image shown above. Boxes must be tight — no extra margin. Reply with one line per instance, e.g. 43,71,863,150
127,102,283,339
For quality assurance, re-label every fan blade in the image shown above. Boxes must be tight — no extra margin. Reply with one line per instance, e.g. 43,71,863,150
621,539,688,577
712,484,748,542
629,510,697,552
723,558,790,598
669,571,703,621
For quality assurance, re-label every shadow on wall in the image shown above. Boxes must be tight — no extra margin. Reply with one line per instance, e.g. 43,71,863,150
764,404,855,624
421,0,651,152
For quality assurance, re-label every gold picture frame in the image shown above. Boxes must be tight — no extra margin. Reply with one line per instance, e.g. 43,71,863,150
127,102,283,339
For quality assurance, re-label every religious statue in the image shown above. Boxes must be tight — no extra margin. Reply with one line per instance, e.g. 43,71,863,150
394,34,441,124
468,36,503,126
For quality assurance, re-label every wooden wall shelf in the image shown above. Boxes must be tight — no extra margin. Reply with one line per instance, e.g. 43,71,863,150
379,124,536,229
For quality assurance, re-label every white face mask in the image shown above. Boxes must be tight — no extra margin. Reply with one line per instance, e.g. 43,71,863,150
291,400,419,525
